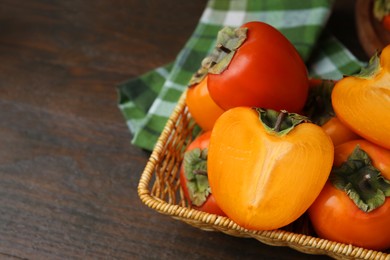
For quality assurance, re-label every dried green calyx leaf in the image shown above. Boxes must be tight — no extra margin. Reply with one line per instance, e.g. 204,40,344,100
331,145,390,212
183,148,210,207
255,108,309,136
189,26,247,86
208,26,247,74
354,51,381,79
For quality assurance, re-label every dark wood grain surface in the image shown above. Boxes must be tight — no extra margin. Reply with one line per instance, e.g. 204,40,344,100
0,1,368,259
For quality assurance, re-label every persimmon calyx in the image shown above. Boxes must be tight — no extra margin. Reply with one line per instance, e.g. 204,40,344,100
208,26,247,74
354,52,381,79
188,26,247,86
303,80,335,126
373,0,390,21
183,148,211,206
331,145,390,212
188,61,210,87
255,108,309,136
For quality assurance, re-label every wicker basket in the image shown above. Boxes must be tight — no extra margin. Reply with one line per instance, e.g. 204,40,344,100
138,91,390,260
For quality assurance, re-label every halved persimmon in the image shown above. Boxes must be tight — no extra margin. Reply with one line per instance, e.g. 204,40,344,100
207,107,334,230
332,46,390,149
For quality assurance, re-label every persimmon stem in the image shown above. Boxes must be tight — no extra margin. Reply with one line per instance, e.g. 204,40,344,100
217,43,232,54
273,110,287,132
358,172,372,191
209,61,217,68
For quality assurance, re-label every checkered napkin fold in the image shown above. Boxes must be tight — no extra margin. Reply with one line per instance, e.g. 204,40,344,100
118,0,362,151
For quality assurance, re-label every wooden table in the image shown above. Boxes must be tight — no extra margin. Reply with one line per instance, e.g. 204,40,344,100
0,1,369,259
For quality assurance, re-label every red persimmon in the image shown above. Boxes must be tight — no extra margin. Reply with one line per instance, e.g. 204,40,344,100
179,131,225,216
309,139,390,250
207,21,309,112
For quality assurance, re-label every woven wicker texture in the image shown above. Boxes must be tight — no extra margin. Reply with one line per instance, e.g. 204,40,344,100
138,91,390,260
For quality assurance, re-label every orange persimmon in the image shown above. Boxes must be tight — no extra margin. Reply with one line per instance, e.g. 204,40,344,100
332,46,390,149
186,75,224,131
321,117,360,146
207,107,334,230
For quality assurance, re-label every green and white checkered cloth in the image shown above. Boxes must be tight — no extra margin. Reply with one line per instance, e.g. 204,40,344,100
118,0,362,151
